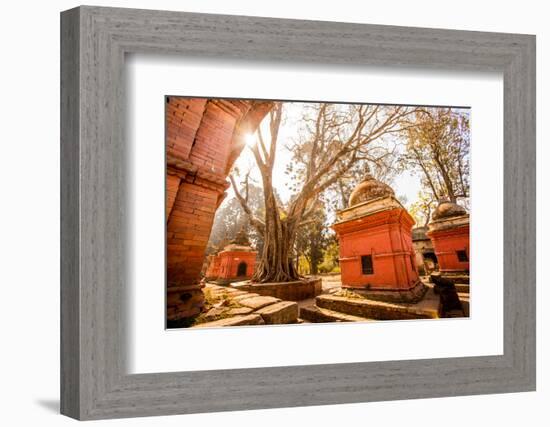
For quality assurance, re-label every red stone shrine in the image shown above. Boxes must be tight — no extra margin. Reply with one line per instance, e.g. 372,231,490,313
427,200,470,276
332,175,423,302
205,229,257,284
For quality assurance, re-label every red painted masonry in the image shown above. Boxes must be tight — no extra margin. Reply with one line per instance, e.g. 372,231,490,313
332,175,419,292
428,225,470,273
334,207,419,290
426,201,470,275
216,250,257,282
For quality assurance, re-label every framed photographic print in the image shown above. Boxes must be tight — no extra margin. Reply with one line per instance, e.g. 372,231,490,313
61,5,536,420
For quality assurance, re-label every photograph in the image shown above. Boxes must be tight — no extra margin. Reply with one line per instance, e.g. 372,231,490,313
165,97,471,329
1,0,541,423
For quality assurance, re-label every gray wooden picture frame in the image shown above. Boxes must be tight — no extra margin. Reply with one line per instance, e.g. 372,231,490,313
60,5,536,421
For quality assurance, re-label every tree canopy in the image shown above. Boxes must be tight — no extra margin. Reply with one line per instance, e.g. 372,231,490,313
207,102,471,280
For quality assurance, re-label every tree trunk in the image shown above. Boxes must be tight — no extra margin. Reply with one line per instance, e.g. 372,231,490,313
252,219,301,283
251,176,302,283
310,260,318,275
234,102,419,283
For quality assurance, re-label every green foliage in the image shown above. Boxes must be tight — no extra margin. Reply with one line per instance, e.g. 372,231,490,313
296,255,311,275
317,237,340,273
294,199,331,275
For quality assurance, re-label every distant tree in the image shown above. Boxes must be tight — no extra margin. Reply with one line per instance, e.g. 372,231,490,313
322,148,400,213
206,198,242,255
207,177,264,254
408,192,437,227
401,108,470,203
231,102,419,283
318,234,340,273
397,194,408,207
294,199,329,275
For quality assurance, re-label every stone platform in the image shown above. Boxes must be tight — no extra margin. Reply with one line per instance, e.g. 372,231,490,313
300,283,469,322
344,280,428,303
179,278,468,328
314,291,438,320
190,284,299,328
438,273,470,285
455,283,470,294
231,278,322,301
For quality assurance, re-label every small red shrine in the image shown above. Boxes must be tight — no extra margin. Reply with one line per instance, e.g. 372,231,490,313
427,200,470,276
204,254,221,281
332,175,423,301
205,229,257,283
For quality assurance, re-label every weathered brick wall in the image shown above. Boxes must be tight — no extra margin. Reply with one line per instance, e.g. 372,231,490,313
165,174,180,220
167,182,219,285
166,97,273,324
166,97,207,161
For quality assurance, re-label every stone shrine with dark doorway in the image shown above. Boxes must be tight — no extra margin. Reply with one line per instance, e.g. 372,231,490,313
212,229,257,284
412,226,438,275
332,175,425,302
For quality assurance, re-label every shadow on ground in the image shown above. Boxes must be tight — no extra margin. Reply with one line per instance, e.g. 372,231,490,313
35,399,59,414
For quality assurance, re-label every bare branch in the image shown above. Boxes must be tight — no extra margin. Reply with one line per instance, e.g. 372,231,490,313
229,174,266,233
256,127,269,164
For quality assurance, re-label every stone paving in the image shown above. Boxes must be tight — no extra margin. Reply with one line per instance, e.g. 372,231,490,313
312,291,439,320
191,284,299,328
300,275,468,322
198,274,469,327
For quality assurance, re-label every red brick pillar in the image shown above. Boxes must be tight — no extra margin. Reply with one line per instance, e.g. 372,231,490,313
165,97,273,325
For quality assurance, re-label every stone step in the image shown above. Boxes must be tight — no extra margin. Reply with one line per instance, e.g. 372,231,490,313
255,301,299,324
439,275,470,285
315,294,439,320
235,278,322,301
455,283,470,294
237,295,281,310
299,305,373,323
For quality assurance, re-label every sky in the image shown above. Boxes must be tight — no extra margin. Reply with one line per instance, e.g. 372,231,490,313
225,101,424,216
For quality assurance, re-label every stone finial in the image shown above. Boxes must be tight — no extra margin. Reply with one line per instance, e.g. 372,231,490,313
348,174,395,207
231,226,251,246
431,200,468,221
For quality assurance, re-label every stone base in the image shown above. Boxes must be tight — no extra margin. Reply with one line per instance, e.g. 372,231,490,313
166,284,205,328
437,272,470,285
455,283,470,294
315,291,439,320
343,280,428,303
234,278,322,301
213,276,253,285
256,301,299,324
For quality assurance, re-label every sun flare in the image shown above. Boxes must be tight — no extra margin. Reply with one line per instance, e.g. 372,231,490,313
244,133,256,147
